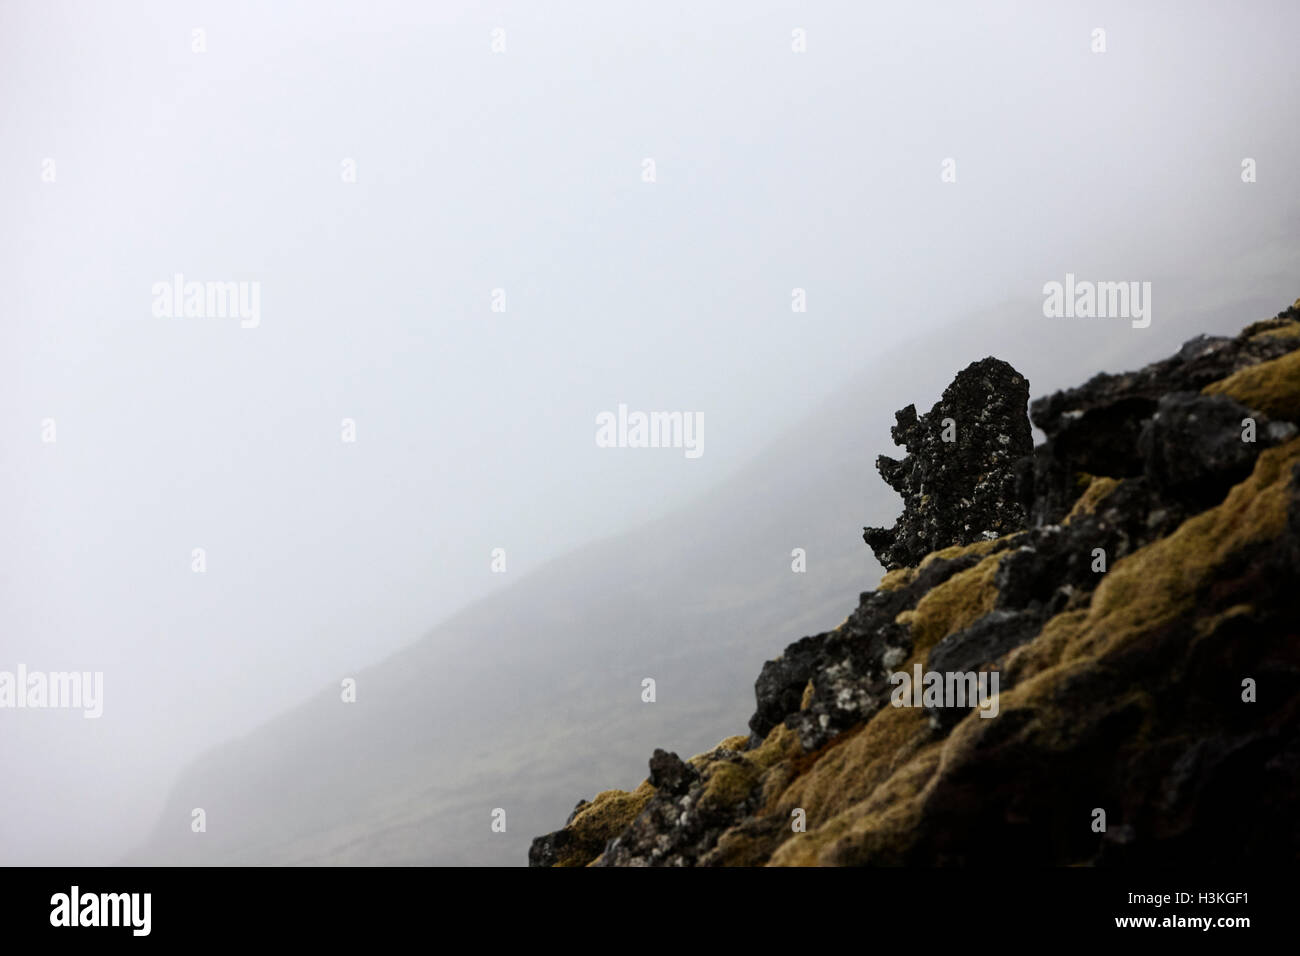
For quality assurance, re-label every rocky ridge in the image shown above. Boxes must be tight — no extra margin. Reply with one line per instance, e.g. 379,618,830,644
530,301,1300,866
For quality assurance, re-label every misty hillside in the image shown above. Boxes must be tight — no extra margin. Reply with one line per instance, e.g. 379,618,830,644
127,370,883,865
127,292,1290,866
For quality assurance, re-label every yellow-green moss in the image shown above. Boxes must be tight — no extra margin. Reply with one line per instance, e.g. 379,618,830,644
918,535,1007,570
773,698,933,826
1249,320,1300,343
877,567,916,591
700,760,760,811
709,823,785,866
1001,608,1089,686
1203,348,1300,421
688,723,803,814
721,733,750,752
557,781,654,867
877,534,1012,591
752,724,803,810
1065,475,1120,523
1192,602,1254,639
757,761,799,812
687,734,751,768
749,723,800,770
1059,437,1300,664
768,744,942,866
895,549,1005,656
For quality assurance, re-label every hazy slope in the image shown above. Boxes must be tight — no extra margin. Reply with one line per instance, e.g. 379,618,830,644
127,288,1293,866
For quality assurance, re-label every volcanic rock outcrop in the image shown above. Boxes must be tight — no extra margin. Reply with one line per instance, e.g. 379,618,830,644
864,357,1032,571
530,300,1300,867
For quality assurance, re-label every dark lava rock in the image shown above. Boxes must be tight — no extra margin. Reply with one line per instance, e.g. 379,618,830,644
595,745,746,866
1138,392,1296,508
765,547,998,752
748,634,826,740
527,828,573,868
1031,330,1298,441
647,748,697,796
928,610,1036,677
864,357,1032,570
1026,305,1300,527
781,618,913,752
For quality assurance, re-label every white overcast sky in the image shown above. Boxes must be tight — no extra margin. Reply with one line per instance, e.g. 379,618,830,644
1,0,1298,863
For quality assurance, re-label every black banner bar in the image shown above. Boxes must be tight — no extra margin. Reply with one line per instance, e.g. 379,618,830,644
1,866,1274,942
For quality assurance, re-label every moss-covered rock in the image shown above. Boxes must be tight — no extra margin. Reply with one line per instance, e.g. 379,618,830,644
528,782,653,867
1065,475,1119,522
530,300,1300,867
1203,348,1300,422
895,550,1004,656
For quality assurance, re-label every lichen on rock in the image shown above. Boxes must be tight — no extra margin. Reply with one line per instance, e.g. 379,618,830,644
863,357,1033,571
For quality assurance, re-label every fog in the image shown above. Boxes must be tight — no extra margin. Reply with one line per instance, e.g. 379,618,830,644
1,0,1297,865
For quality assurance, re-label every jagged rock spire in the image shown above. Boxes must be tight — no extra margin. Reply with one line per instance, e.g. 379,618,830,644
863,357,1032,570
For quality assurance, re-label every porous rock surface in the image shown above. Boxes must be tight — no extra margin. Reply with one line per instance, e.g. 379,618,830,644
863,357,1032,571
